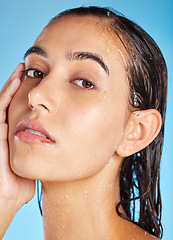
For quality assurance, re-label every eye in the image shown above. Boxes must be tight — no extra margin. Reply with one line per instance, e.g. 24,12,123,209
72,79,95,89
23,69,45,79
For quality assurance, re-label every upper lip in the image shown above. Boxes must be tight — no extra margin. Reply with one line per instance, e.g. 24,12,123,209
15,119,55,142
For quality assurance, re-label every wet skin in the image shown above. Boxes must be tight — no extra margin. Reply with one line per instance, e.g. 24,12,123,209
8,16,130,182
7,16,159,240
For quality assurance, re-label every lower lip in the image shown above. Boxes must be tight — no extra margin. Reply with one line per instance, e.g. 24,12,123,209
16,131,54,144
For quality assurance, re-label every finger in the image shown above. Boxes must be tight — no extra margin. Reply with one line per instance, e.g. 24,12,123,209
0,125,11,173
0,78,21,123
0,63,24,97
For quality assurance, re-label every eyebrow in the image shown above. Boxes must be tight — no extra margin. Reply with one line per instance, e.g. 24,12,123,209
24,46,110,75
24,46,48,60
66,51,109,75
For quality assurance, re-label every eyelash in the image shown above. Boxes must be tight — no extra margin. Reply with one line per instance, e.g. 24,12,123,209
22,68,95,90
22,68,45,79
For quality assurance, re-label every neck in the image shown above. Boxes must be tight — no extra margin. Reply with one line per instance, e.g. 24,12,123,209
42,157,122,240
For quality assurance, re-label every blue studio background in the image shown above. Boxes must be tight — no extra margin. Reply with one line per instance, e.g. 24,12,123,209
0,0,172,239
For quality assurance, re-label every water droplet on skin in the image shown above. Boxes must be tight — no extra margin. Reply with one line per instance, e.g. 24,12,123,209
65,209,69,213
78,173,81,177
58,236,61,239
144,231,147,235
84,190,88,198
104,91,108,100
135,111,140,116
62,225,65,228
65,194,70,199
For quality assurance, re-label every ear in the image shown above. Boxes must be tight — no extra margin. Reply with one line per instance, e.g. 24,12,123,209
116,109,162,157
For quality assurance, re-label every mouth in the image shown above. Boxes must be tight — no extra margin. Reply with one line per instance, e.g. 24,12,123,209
15,119,55,144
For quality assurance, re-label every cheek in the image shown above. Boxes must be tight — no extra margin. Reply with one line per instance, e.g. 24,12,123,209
56,101,126,175
7,81,129,181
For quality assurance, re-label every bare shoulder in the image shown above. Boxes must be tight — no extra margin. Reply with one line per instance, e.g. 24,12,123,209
120,219,160,240
130,224,160,240
142,232,160,240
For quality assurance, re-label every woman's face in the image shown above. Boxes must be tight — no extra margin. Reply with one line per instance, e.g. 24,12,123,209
8,16,130,181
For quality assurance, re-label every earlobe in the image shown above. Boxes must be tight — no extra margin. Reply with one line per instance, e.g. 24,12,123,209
116,109,162,157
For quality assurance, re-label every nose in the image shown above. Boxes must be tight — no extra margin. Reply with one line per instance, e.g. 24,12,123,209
28,78,57,113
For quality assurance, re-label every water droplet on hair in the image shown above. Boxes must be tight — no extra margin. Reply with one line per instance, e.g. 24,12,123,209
65,194,70,199
107,11,110,17
137,152,141,157
134,101,139,107
125,66,129,72
152,228,155,232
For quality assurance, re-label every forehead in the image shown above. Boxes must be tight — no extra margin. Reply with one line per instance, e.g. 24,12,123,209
34,15,127,68
35,16,108,46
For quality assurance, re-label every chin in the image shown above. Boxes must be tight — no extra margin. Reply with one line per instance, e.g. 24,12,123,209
9,138,111,183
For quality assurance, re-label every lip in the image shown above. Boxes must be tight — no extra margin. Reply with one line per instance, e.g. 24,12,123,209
15,119,55,144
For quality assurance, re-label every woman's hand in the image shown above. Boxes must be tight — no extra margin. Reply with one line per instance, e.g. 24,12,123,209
0,63,35,239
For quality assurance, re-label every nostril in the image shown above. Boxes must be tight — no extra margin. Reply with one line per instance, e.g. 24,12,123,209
28,102,33,109
28,91,51,112
40,104,49,111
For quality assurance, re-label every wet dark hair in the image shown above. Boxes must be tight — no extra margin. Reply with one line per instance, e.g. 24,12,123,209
38,6,167,238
